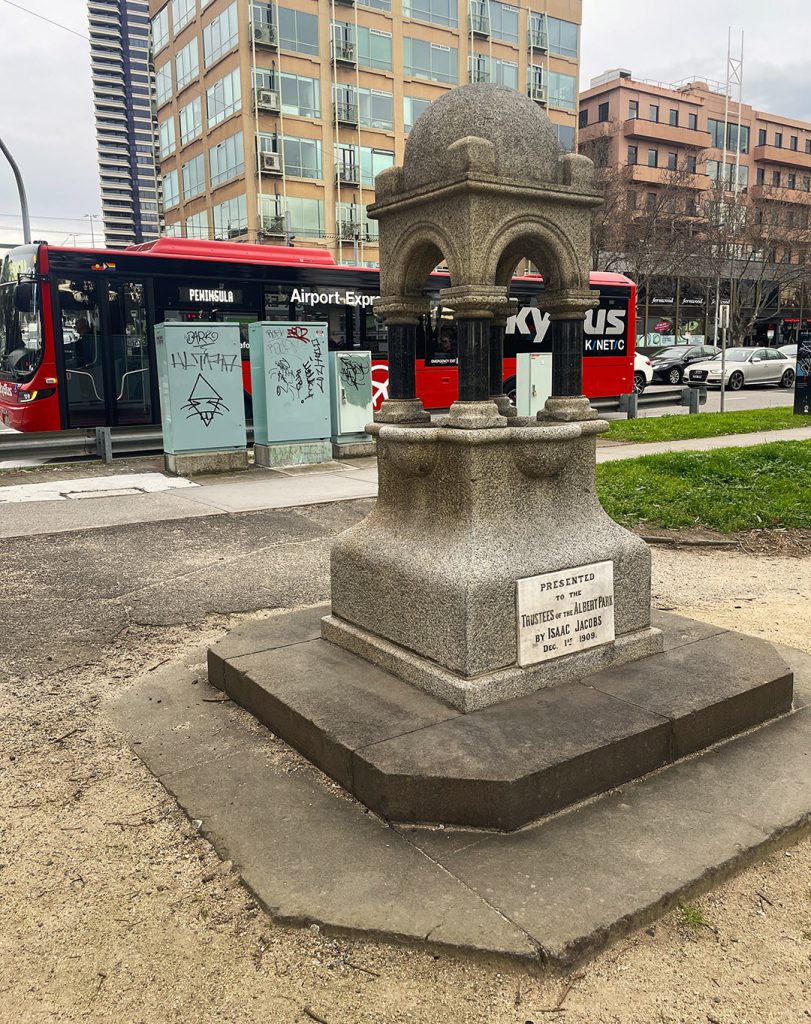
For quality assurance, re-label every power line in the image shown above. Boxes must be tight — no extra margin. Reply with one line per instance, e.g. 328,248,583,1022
0,212,101,223
0,0,90,41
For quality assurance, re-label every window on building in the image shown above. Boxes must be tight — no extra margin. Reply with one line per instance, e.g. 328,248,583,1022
278,7,319,55
685,195,697,216
756,167,765,185
688,112,698,131
758,128,767,146
165,221,182,237
528,11,547,47
358,0,391,9
182,154,205,200
667,151,677,170
403,0,458,28
626,190,637,210
554,124,576,152
209,130,245,187
279,72,321,118
649,104,659,123
597,101,609,123
354,87,393,129
806,140,811,154
172,0,195,34
159,117,176,158
155,62,172,107
468,55,517,88
790,135,798,151
152,6,170,52
337,201,378,241
646,191,656,211
628,99,639,119
179,96,203,143
281,135,322,178
404,95,430,132
203,3,238,67
579,109,588,129
213,194,247,238
788,172,797,189
547,71,576,110
260,195,324,238
804,176,811,192
207,68,241,127
162,168,179,207
403,38,457,84
250,0,273,30
357,26,393,70
775,131,783,147
490,1,519,42
547,16,578,58
648,148,658,167
708,119,749,153
627,145,637,165
175,38,199,91
686,154,697,173
772,170,781,186
669,108,679,127
186,210,209,239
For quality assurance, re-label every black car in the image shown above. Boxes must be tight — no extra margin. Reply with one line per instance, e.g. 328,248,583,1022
650,345,721,385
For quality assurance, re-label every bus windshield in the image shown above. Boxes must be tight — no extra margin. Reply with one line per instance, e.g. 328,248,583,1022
0,249,43,380
0,281,42,379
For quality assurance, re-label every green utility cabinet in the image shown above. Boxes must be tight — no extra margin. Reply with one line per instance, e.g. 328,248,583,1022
154,322,246,454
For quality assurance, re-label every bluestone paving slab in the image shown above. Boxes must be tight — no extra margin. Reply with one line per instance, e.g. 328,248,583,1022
426,702,811,965
111,638,811,967
161,749,538,959
587,630,794,756
353,682,671,829
176,472,377,512
222,638,461,790
650,609,728,651
111,655,267,778
207,604,329,689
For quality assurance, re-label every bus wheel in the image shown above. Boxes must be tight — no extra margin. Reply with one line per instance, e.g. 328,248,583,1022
503,376,517,405
633,371,647,394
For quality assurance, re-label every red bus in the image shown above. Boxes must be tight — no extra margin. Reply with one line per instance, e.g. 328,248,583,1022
0,239,636,432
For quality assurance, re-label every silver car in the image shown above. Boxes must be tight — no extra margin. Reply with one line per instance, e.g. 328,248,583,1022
687,347,796,390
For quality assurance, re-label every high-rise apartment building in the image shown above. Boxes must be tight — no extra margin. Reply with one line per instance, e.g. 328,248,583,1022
148,0,581,264
89,0,163,247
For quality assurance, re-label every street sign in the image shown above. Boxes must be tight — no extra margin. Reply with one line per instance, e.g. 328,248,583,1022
718,303,730,329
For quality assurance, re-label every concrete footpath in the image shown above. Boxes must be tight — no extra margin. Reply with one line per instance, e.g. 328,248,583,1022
1,425,811,540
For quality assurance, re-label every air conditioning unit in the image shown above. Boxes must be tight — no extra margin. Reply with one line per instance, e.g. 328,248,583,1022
256,88,280,112
253,22,277,46
529,83,547,104
333,41,356,63
262,215,286,237
339,220,360,241
335,102,359,125
336,163,360,185
259,151,282,174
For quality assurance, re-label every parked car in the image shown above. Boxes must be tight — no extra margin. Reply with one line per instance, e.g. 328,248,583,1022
687,347,796,390
633,352,653,394
778,344,798,362
650,344,721,385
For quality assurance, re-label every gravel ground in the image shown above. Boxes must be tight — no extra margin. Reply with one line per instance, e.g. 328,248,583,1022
0,520,809,1024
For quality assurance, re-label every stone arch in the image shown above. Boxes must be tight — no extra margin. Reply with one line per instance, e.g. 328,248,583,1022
489,215,585,296
380,221,462,300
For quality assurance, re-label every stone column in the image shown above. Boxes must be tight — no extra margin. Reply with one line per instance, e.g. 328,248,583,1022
440,286,508,429
374,297,431,424
489,300,517,417
541,288,599,422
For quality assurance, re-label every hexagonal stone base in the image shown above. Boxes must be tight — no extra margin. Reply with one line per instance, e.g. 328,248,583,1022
207,607,793,831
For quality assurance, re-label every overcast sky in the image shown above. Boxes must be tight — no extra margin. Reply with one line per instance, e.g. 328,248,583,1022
0,0,809,249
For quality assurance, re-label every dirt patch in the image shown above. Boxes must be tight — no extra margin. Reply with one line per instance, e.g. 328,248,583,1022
635,525,811,557
1,547,810,1023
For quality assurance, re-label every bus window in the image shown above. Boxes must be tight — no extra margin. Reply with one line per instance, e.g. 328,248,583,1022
424,303,457,365
57,279,106,426
0,279,42,378
107,280,152,426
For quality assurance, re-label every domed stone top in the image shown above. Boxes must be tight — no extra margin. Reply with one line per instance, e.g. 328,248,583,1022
403,83,561,189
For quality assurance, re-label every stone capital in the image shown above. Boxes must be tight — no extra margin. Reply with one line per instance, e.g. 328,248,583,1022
539,288,598,320
374,295,431,325
438,285,509,320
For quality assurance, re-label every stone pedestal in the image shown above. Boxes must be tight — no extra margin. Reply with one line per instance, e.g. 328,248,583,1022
165,449,249,477
324,419,662,712
254,441,332,469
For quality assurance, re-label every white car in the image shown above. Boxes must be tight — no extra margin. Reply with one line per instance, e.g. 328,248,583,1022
687,347,795,390
633,352,653,394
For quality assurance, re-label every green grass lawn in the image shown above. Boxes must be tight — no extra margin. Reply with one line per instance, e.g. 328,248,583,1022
605,406,808,444
596,441,811,532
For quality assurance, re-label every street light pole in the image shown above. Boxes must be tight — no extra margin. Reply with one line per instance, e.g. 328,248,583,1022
85,214,98,247
0,134,31,244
